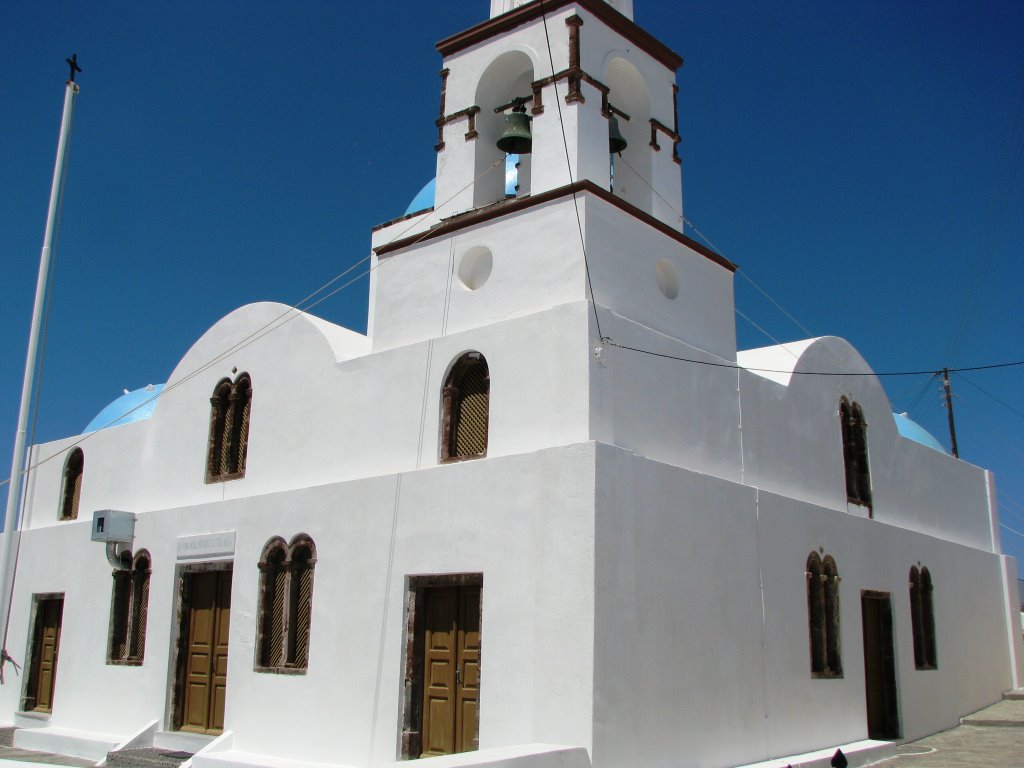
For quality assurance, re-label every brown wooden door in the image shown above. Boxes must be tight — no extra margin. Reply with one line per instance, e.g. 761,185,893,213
421,586,480,757
26,597,63,712
180,571,232,733
862,592,899,739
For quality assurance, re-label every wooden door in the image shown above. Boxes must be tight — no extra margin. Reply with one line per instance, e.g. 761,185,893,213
180,570,232,733
421,586,480,757
862,592,899,739
26,597,63,712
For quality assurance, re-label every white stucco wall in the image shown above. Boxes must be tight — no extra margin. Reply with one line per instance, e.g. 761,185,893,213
371,200,586,353
592,444,1018,768
589,311,742,484
20,300,592,529
738,337,996,552
592,445,764,768
584,197,735,360
3,444,598,765
370,194,732,361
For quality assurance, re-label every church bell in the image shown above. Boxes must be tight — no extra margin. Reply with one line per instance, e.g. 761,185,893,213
608,115,628,154
496,104,533,155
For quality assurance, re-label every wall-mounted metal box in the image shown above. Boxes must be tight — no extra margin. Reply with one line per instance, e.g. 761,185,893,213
91,510,136,543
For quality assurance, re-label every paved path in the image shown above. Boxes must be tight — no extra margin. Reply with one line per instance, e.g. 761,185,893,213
0,695,1020,768
0,746,93,767
868,696,1024,768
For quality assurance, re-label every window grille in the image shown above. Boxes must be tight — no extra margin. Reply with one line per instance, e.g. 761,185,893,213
206,373,252,482
442,353,490,462
107,550,151,665
256,535,316,672
59,448,84,521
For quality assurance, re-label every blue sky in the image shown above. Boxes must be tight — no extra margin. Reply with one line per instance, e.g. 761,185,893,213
2,1,1023,566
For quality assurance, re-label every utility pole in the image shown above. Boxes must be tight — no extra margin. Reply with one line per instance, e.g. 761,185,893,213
941,368,959,459
0,57,81,678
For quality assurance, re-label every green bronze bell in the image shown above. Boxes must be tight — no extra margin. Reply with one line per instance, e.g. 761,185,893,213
496,106,533,154
608,115,628,154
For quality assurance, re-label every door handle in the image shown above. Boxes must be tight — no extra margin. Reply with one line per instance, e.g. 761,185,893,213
455,665,462,686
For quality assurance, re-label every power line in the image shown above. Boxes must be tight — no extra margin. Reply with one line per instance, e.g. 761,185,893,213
954,370,1024,420
0,158,508,491
999,520,1024,536
537,0,604,342
604,341,1024,378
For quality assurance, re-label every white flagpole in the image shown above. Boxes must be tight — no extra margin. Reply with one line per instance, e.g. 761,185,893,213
0,62,80,675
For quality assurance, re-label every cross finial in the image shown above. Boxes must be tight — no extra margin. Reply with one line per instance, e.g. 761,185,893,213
66,53,82,82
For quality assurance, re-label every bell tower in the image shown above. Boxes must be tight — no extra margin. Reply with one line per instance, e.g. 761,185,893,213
432,0,684,229
368,0,735,367
490,0,634,22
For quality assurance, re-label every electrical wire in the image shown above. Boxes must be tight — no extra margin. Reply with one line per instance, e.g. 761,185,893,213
538,0,605,342
1001,520,1024,539
603,342,1024,378
615,152,848,371
946,65,1024,367
954,371,1024,420
734,308,801,360
0,158,507,490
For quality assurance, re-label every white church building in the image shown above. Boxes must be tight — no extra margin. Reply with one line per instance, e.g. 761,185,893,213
3,1,1022,767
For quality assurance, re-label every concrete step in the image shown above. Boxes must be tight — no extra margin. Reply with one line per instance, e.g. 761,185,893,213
107,747,194,768
153,731,214,753
14,726,122,762
0,728,15,748
1004,688,1024,701
959,698,1024,727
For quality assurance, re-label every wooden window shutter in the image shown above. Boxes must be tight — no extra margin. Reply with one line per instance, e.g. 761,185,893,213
258,544,287,669
60,448,84,520
128,553,151,662
823,557,842,675
806,553,825,674
229,375,252,476
921,568,937,668
110,570,131,661
206,380,232,481
289,546,314,669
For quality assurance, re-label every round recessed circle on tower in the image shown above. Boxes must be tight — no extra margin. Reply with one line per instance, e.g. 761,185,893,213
655,258,679,299
458,246,493,291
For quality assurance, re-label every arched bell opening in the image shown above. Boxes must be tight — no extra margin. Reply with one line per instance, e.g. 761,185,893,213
605,57,652,214
474,51,535,208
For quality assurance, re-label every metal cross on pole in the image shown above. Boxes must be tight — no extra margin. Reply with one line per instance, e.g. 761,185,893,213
66,53,82,82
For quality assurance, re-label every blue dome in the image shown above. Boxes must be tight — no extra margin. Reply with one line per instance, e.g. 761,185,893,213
404,178,435,215
84,384,165,433
893,412,946,453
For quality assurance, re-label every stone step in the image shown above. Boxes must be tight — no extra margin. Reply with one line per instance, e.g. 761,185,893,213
106,747,195,768
1004,688,1024,701
959,698,1024,727
0,728,16,748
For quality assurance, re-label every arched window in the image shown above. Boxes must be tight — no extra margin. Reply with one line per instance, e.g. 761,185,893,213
807,552,842,677
108,550,151,665
910,565,937,669
256,534,316,672
441,353,490,463
206,373,252,482
840,398,872,512
58,448,84,521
